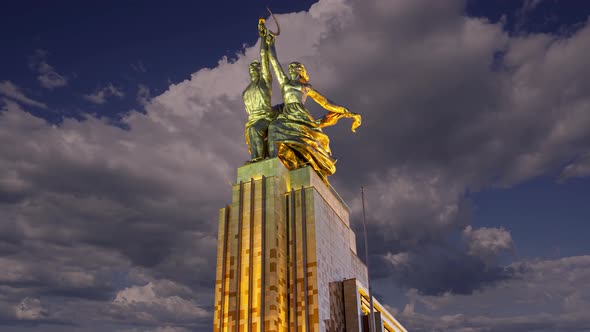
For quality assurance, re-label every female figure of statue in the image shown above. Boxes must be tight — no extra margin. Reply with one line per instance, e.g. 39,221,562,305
264,32,361,183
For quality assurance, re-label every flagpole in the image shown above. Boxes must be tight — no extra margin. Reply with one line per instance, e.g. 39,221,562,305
361,186,375,332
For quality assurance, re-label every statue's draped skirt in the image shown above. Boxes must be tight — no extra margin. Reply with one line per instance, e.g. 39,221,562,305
268,102,336,180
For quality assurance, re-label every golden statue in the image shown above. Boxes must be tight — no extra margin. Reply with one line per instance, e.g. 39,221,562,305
260,15,361,183
242,19,277,162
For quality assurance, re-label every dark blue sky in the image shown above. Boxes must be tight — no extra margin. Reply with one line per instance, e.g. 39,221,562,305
2,0,588,120
467,0,590,34
473,176,590,259
1,1,317,123
465,0,590,263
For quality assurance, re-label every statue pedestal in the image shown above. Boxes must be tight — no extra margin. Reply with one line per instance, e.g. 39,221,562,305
213,158,405,332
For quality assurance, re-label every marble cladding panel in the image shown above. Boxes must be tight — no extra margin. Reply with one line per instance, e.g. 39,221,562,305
264,177,288,332
343,279,362,332
326,281,346,332
309,185,370,332
350,254,369,287
349,229,357,255
288,188,320,332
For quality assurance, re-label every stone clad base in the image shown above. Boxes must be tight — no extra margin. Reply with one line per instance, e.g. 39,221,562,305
213,158,406,332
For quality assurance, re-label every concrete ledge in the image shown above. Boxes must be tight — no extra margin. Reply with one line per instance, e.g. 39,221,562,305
290,166,351,225
237,158,289,183
237,158,351,225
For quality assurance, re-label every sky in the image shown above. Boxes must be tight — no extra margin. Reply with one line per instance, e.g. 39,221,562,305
1,0,590,331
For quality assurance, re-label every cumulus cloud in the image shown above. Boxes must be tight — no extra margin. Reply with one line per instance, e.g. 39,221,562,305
359,167,469,250
462,225,513,264
150,328,190,332
84,84,125,104
0,79,222,329
15,298,47,320
0,81,47,108
397,256,590,332
383,245,514,295
29,49,68,89
321,0,590,296
113,280,209,323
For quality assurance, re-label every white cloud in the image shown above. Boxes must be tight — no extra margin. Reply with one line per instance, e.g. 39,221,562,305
15,298,47,320
385,252,411,268
397,256,590,332
144,0,352,131
462,226,513,264
29,49,68,89
0,81,47,108
354,166,468,250
113,280,209,322
149,328,190,332
84,84,125,104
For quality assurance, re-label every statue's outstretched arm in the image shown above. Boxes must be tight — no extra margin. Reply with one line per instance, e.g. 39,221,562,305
307,88,350,114
308,88,362,132
266,35,288,86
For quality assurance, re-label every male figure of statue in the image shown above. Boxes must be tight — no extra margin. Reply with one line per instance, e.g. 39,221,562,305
242,19,276,162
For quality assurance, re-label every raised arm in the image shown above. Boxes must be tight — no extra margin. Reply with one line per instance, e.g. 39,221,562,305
258,19,272,86
266,34,288,86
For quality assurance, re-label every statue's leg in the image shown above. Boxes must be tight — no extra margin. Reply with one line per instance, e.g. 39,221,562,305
268,122,278,157
248,119,270,160
263,136,269,158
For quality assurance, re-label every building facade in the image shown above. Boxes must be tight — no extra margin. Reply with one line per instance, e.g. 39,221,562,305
213,158,407,332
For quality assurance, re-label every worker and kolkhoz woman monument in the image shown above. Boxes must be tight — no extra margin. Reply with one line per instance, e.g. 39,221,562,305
214,11,408,332
243,11,362,183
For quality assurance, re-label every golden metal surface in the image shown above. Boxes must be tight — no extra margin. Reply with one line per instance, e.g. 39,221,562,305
243,19,275,162
244,15,361,183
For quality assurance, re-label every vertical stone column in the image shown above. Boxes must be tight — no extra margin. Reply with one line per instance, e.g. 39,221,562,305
213,205,231,331
290,167,367,332
287,186,317,332
213,159,289,332
262,170,289,332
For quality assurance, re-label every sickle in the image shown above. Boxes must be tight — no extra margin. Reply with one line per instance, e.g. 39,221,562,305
266,7,281,36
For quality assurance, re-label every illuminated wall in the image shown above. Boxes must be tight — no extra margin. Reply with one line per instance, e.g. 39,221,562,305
213,159,289,331
213,158,406,332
